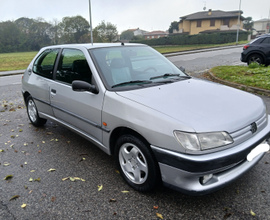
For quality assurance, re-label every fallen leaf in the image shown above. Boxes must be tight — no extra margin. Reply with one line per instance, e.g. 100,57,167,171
67,141,70,144
42,141,45,144
10,135,15,138
46,132,53,135
21,203,27,208
10,195,20,201
113,212,117,215
70,177,75,182
62,177,70,181
34,177,41,182
82,158,85,160
19,129,23,132
29,178,33,182
23,143,28,146
51,197,56,202
109,199,116,202
4,175,13,180
24,162,27,165
115,170,120,174
156,213,163,219
250,210,256,216
29,190,33,194
9,144,14,148
50,139,54,141
0,149,4,152
14,150,18,153
24,185,28,189
121,191,129,193
47,169,56,172
74,177,81,180
153,206,159,210
98,185,103,191
81,178,86,182
4,163,10,166
38,150,41,153
265,162,269,164
30,170,35,172
55,139,58,142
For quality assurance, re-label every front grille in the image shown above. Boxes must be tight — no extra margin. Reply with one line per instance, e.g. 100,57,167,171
230,112,268,144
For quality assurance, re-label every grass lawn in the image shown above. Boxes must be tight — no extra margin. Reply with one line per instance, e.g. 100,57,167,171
153,41,248,54
0,51,38,71
211,65,270,90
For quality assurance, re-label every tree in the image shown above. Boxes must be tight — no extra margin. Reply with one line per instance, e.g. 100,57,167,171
120,30,134,40
58,16,90,43
243,17,253,31
168,21,179,34
94,20,118,42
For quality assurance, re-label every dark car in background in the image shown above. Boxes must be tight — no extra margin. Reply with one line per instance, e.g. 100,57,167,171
241,34,270,65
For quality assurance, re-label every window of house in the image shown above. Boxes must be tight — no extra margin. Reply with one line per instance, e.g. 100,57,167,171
152,36,154,39
147,36,150,39
210,19,215,27
223,19,230,26
33,49,59,79
56,49,92,85
197,20,202,27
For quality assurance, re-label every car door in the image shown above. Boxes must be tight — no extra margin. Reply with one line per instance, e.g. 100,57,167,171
29,48,60,117
50,48,103,143
260,37,270,63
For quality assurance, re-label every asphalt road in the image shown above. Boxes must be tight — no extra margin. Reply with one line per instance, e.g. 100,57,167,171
1,48,270,219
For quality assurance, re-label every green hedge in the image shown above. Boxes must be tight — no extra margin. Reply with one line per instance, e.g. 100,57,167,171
130,32,249,46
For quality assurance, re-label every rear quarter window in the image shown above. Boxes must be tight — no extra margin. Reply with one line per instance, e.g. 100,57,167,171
33,49,59,79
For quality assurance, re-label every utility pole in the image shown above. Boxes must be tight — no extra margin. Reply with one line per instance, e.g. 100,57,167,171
236,0,242,44
88,0,93,45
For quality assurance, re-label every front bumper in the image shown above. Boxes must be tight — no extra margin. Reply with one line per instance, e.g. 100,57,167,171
151,116,270,196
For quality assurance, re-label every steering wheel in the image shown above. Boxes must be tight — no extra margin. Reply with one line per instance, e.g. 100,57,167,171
144,67,157,72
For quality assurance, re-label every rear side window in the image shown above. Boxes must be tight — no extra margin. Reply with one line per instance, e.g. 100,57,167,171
56,49,92,85
33,49,59,79
261,37,270,44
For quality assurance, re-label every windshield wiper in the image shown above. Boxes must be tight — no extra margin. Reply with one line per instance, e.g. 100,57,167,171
112,80,152,88
150,73,180,80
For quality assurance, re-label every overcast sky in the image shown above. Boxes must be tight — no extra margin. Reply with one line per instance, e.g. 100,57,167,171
1,0,269,33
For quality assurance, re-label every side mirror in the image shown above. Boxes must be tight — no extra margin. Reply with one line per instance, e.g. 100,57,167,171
72,80,98,94
179,66,185,73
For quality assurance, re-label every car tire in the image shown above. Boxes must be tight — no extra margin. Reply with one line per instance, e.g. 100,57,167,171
247,54,264,65
26,96,47,127
115,135,160,192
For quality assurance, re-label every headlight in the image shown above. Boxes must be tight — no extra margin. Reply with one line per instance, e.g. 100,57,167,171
174,131,233,151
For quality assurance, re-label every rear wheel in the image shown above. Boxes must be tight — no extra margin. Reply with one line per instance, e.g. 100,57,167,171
115,135,160,192
26,96,47,127
247,54,264,65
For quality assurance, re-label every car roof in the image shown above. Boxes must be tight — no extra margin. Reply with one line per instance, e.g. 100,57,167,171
41,43,145,50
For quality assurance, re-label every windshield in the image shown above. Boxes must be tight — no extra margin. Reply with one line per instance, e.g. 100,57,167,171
89,45,188,90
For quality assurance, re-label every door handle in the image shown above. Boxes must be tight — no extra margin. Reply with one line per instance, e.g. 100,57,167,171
51,89,56,94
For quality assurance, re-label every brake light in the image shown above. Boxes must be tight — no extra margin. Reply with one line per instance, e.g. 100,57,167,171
243,45,249,50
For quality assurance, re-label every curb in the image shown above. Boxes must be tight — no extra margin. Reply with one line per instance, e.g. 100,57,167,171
207,71,270,96
0,70,25,77
163,44,244,57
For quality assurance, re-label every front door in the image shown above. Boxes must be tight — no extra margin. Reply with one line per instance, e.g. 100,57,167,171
50,48,103,143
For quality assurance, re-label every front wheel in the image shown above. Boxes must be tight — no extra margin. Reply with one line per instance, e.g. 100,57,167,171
26,96,47,127
115,135,160,192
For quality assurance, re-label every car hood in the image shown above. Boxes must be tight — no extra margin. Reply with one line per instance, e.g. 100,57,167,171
116,78,265,133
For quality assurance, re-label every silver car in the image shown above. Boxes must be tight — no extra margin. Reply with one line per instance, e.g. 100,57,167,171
22,43,270,195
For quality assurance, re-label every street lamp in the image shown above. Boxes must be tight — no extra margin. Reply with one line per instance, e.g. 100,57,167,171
88,0,93,45
236,0,241,44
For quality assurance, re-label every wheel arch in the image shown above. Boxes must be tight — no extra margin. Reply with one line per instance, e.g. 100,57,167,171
23,91,31,104
109,127,151,156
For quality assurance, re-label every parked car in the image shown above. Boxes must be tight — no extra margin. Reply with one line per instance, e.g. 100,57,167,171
22,43,270,195
241,34,270,65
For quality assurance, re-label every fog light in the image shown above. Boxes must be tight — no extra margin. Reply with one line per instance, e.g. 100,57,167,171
201,174,213,185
